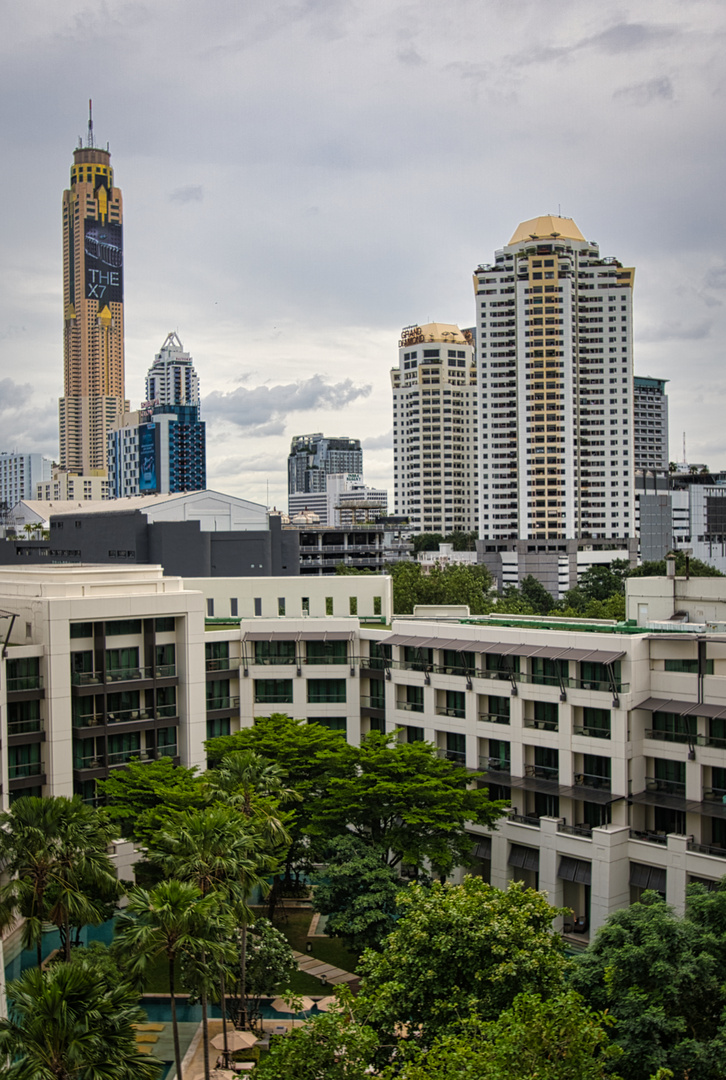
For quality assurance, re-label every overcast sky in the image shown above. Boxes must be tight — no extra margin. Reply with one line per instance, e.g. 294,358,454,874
1,0,725,508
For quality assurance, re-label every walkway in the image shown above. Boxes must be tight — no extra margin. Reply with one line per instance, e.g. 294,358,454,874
292,949,359,988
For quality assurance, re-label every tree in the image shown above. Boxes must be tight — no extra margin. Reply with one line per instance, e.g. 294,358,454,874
205,715,350,906
312,836,400,952
225,917,296,1029
357,877,567,1043
388,561,494,615
387,991,622,1080
0,960,161,1080
519,574,556,614
570,890,726,1080
0,795,120,965
116,880,219,1080
206,749,299,850
97,756,207,843
310,731,506,877
628,555,724,578
255,1004,379,1080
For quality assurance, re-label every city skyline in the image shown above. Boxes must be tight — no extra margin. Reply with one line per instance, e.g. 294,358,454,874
0,1,724,508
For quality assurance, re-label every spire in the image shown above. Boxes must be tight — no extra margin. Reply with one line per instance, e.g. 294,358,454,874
87,99,94,148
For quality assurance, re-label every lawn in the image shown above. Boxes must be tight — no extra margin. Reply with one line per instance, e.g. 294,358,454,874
138,907,359,996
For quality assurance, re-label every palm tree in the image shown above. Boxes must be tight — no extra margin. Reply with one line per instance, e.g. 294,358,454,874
0,962,161,1080
0,796,119,966
116,879,218,1080
146,807,270,1072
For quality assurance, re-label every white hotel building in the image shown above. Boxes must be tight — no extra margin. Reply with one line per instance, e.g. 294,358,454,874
2,566,726,937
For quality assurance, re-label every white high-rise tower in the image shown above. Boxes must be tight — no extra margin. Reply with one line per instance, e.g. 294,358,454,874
476,216,635,544
145,332,200,408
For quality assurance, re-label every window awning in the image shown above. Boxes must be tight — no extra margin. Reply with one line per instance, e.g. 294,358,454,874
637,697,726,720
558,856,592,885
473,837,492,860
508,844,539,871
559,785,624,806
301,631,351,641
244,631,284,642
630,862,666,892
629,789,688,811
510,774,561,795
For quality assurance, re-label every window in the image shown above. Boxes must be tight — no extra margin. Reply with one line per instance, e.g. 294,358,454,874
374,596,382,616
308,717,347,735
207,678,233,710
254,640,295,665
9,743,41,780
579,707,611,738
107,731,141,765
307,679,347,704
404,646,434,671
254,679,293,704
404,726,424,742
105,619,142,636
403,684,424,712
325,597,334,616
254,598,262,617
445,690,466,719
533,701,558,730
155,643,175,675
306,640,347,665
157,727,177,757
207,599,215,617
207,717,231,739
105,647,139,680
664,658,713,674
278,597,286,616
70,622,93,639
488,739,510,771
652,711,691,742
302,597,310,616
155,617,175,633
7,656,41,691
531,657,567,685
8,699,41,735
230,598,238,617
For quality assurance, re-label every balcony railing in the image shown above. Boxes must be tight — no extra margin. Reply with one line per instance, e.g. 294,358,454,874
157,703,178,719
105,667,145,683
510,813,541,827
207,696,241,711
574,773,611,791
437,748,466,764
630,828,668,845
644,728,695,745
645,777,686,797
395,700,424,713
158,744,178,758
305,656,348,666
71,671,104,686
7,675,44,693
205,657,234,672
251,656,296,665
687,840,726,858
558,822,593,837
526,764,559,781
8,718,44,736
9,761,42,779
702,788,726,803
360,695,386,710
480,757,511,773
435,705,466,719
524,718,558,732
106,708,152,723
108,748,155,767
478,711,510,725
573,724,611,740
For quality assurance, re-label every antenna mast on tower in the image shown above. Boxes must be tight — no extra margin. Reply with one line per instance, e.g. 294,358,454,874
87,99,94,148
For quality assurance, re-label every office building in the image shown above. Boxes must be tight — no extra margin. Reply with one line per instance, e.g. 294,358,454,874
145,332,200,408
0,454,52,509
7,565,726,931
288,434,363,498
36,469,109,503
288,473,388,527
107,404,206,498
59,106,128,475
3,490,298,578
634,377,669,472
474,216,636,592
391,322,479,534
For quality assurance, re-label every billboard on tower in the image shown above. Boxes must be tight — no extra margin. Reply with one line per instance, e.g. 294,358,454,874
84,220,123,304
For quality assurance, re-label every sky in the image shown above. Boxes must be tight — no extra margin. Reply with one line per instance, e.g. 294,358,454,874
0,0,725,508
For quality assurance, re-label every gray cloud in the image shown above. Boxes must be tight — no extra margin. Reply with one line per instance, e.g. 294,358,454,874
0,379,35,412
614,76,674,105
705,265,726,290
204,374,372,432
513,20,680,66
362,430,392,450
639,320,713,343
169,185,204,204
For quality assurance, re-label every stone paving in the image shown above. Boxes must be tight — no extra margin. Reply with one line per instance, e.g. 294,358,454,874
292,949,359,986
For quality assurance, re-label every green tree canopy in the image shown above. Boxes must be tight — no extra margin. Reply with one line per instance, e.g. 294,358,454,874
387,561,494,615
312,836,400,952
310,731,506,876
387,991,622,1080
357,877,568,1043
97,756,207,843
570,889,726,1080
255,1005,379,1080
0,960,161,1080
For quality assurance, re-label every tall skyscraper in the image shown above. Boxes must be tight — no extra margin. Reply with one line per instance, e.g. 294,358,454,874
59,104,127,474
107,334,205,498
634,376,669,472
476,216,635,544
146,332,200,407
288,434,363,498
391,322,478,534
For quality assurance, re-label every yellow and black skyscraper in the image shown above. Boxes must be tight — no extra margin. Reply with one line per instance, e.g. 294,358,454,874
59,103,127,474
